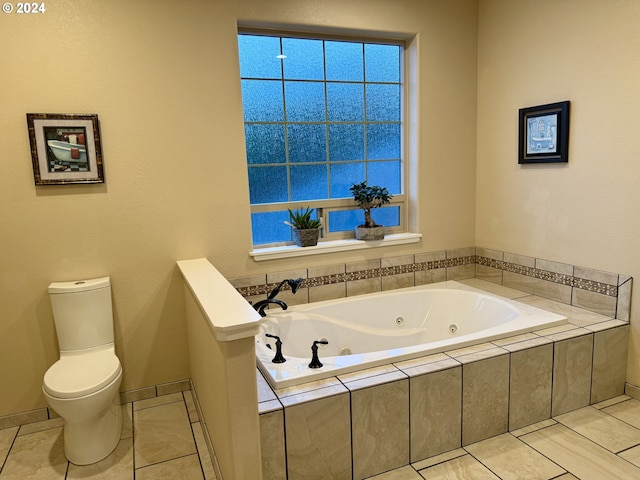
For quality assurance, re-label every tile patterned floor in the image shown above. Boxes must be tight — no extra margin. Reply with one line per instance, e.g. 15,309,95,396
3,392,640,479
368,395,640,480
0,391,215,479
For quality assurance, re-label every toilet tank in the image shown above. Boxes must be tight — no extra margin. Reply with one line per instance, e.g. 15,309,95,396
48,277,114,352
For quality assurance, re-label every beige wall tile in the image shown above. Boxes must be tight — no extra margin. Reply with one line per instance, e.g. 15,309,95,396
0,409,48,430
446,264,476,280
156,379,191,397
591,326,629,403
503,272,572,304
504,252,535,267
285,393,351,479
415,268,446,286
509,343,553,431
462,354,509,445
572,289,616,318
476,247,503,260
475,264,503,284
382,272,415,291
259,410,286,480
415,251,446,263
351,379,409,479
447,246,475,258
574,266,618,285
616,278,632,321
410,366,462,461
120,386,156,405
552,335,594,416
309,282,347,302
347,278,381,296
536,259,573,276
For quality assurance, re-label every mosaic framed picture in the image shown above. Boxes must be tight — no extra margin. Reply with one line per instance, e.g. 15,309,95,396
518,101,570,164
27,113,104,185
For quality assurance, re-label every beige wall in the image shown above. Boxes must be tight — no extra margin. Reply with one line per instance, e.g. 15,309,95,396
476,0,640,385
0,0,478,416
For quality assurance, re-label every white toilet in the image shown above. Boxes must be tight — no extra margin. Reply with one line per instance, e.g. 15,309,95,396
43,277,123,465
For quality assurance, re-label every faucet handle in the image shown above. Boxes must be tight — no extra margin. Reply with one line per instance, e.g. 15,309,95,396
265,333,286,363
309,340,329,369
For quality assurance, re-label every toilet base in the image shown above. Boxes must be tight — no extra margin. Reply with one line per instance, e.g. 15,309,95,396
64,399,123,465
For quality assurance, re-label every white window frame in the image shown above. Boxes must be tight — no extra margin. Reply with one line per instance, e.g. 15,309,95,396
239,29,417,255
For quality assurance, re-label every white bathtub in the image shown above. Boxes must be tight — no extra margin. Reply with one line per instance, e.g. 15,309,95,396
256,280,567,388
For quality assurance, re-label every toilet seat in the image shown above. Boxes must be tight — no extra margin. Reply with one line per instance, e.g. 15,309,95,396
43,349,121,399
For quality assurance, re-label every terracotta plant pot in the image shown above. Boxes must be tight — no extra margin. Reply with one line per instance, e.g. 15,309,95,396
355,225,385,241
293,228,321,247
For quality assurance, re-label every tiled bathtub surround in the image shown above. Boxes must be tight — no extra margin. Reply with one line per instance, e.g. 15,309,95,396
231,246,632,322
257,279,630,480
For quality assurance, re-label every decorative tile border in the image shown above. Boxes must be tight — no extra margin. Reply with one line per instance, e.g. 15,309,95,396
476,256,618,297
231,247,632,322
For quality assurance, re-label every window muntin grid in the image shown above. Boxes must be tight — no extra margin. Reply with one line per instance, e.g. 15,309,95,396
238,33,404,246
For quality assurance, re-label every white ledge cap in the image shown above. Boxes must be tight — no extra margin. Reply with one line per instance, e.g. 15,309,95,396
177,258,261,341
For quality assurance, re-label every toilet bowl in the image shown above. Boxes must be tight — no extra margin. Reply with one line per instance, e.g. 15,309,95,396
43,277,123,465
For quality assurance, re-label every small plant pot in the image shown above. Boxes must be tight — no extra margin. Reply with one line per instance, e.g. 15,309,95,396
355,225,385,241
293,228,321,247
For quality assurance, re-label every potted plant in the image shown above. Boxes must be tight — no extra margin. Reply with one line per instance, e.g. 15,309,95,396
285,207,322,247
349,181,393,240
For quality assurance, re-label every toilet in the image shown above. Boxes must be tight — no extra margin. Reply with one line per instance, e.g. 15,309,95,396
43,277,123,465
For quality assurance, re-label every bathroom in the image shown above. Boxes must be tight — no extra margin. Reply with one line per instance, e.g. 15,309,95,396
2,0,640,478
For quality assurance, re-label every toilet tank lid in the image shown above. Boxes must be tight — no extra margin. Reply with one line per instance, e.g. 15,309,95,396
49,276,110,294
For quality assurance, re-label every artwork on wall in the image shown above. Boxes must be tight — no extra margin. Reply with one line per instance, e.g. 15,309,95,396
27,113,104,185
518,101,570,164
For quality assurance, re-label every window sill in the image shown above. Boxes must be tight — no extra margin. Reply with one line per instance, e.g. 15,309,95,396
249,232,422,261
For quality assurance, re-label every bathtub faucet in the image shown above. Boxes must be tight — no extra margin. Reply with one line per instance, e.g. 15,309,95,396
267,278,304,299
253,278,304,317
253,298,287,317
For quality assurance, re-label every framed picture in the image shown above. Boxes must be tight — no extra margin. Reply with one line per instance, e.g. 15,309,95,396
27,113,104,185
518,101,570,164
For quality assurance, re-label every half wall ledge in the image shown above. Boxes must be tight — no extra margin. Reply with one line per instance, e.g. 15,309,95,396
177,258,261,341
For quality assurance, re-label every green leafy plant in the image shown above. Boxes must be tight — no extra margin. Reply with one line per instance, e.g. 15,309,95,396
349,182,393,228
285,207,322,229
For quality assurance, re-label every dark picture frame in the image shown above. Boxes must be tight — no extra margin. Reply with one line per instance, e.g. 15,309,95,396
518,101,570,164
27,113,104,185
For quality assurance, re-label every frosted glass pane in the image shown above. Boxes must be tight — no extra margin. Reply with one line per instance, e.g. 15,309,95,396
366,84,400,121
245,124,286,164
288,124,327,163
290,164,328,201
285,82,326,122
282,38,324,80
251,211,291,245
241,80,284,122
330,162,365,198
329,206,399,232
367,123,401,159
368,161,401,194
327,83,364,122
373,206,400,227
248,166,288,204
328,124,364,161
365,44,400,82
326,41,363,81
238,35,282,79
328,209,361,232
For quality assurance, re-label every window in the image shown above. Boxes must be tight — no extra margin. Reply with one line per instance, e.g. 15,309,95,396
238,32,405,246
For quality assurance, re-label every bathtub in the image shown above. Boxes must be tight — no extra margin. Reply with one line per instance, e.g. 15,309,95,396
256,280,567,388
